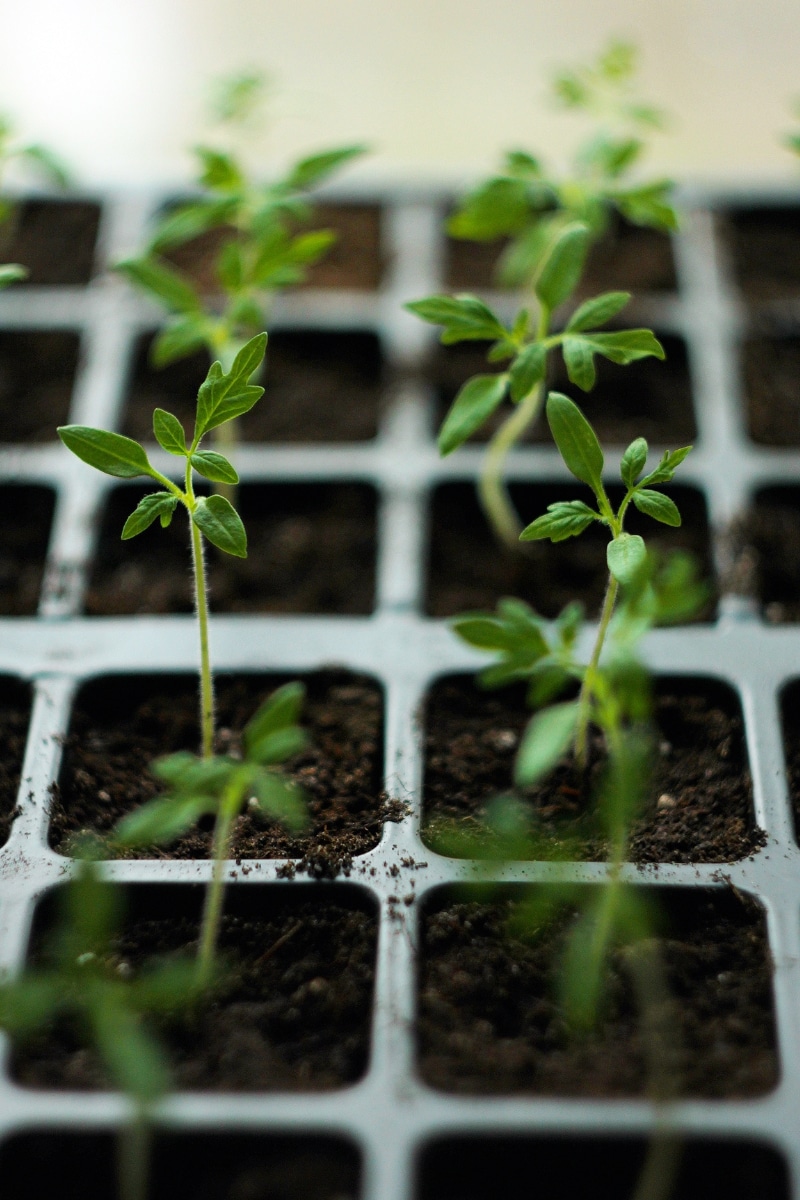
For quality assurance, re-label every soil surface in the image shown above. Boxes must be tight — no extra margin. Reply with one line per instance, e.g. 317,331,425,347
14,892,377,1091
743,334,800,446
722,206,800,299
433,332,695,447
423,677,760,863
426,482,714,620
729,488,800,622
50,672,398,876
445,214,675,293
0,679,31,847
418,888,777,1097
0,486,55,615
0,1132,360,1200
162,201,384,292
0,199,100,286
0,330,80,442
85,482,377,615
121,329,382,443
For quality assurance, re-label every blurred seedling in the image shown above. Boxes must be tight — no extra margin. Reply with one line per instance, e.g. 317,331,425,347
407,40,676,547
0,111,70,286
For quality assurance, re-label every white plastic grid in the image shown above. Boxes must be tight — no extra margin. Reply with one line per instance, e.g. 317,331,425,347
0,183,797,1198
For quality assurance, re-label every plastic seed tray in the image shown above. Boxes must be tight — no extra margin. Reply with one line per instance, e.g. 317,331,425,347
0,183,800,1198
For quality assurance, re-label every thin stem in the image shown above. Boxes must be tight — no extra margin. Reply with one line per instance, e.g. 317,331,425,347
196,781,240,984
117,1108,152,1200
189,518,214,761
575,571,619,768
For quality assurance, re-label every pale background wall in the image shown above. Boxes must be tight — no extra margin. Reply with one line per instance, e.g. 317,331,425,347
2,0,800,189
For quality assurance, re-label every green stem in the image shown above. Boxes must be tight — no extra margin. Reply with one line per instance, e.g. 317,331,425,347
197,781,241,984
575,571,619,769
189,517,214,761
117,1108,152,1200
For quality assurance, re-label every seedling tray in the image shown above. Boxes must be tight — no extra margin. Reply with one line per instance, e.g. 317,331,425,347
1,183,800,1198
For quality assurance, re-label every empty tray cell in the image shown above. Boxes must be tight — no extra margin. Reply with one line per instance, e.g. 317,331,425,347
723,206,800,299
417,1136,789,1200
0,329,80,442
0,199,101,286
423,675,759,862
14,880,377,1091
0,1131,361,1200
0,677,32,848
743,333,800,446
433,332,695,446
417,884,778,1097
50,671,394,868
779,679,800,847
426,482,714,619
85,481,377,615
737,487,800,623
445,213,675,293
121,329,382,443
0,485,55,614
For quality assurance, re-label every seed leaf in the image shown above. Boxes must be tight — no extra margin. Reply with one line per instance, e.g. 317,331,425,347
632,489,681,526
620,437,648,487
566,291,631,332
438,373,509,455
515,701,580,786
247,727,309,766
545,393,604,492
115,794,212,846
243,683,306,755
562,336,596,391
192,495,247,557
509,342,547,402
520,500,599,543
58,426,156,479
607,533,647,585
189,451,239,485
251,772,308,832
535,222,590,311
153,408,187,456
121,492,179,539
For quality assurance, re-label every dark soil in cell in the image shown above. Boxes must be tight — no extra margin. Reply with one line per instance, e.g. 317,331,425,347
161,202,384,291
743,334,800,445
445,214,675,292
433,333,695,446
85,482,377,615
0,486,55,615
779,681,800,846
418,1136,789,1200
0,1132,361,1200
722,206,800,299
729,488,800,623
0,199,100,286
14,884,377,1091
422,677,760,863
0,679,32,847
426,482,714,620
0,330,80,442
418,887,777,1097
50,672,397,874
121,329,382,443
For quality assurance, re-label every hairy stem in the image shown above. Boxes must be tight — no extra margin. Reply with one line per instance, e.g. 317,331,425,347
575,571,619,768
117,1109,152,1200
197,782,240,984
189,519,214,760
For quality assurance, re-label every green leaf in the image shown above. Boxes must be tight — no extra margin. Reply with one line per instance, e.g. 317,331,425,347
19,143,71,187
194,146,243,191
151,317,208,367
190,451,239,485
192,494,247,557
576,328,665,365
286,229,337,265
566,291,630,332
562,337,596,391
545,393,604,492
58,426,155,480
405,294,506,344
217,240,245,290
152,408,187,456
640,445,692,486
620,437,648,488
438,374,509,455
114,794,211,846
150,751,235,792
251,771,308,832
121,492,179,539
0,975,61,1035
115,256,201,315
520,500,599,543
247,726,309,765
0,263,26,289
632,489,681,526
447,176,531,241
614,180,678,232
92,1000,170,1103
514,701,579,786
535,222,590,310
194,332,267,439
243,683,306,755
607,533,647,585
509,342,547,402
229,330,268,383
285,144,366,190
149,199,237,251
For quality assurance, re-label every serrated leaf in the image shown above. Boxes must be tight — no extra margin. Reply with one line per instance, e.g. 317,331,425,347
566,291,631,332
632,489,681,526
194,332,267,438
520,500,599,543
535,222,589,311
545,393,604,492
405,294,506,344
607,533,647,585
438,373,509,455
58,426,155,480
115,256,201,314
640,445,692,486
620,437,648,488
577,328,665,365
509,342,547,402
285,144,366,190
514,701,579,785
190,451,239,485
251,772,308,832
562,337,596,391
114,794,211,846
121,492,179,539
153,408,187,455
192,494,247,557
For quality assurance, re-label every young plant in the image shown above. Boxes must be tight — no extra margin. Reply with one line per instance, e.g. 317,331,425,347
0,860,196,1200
0,112,69,286
407,40,676,548
57,331,307,981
